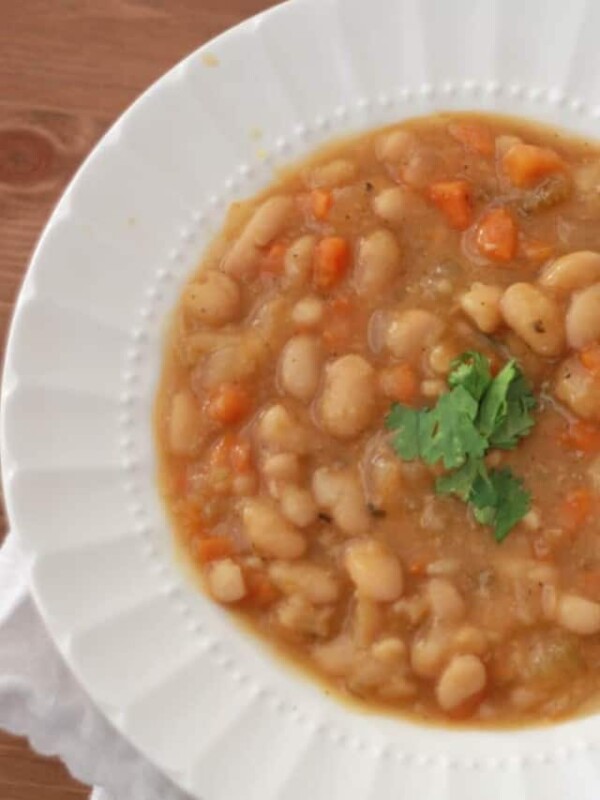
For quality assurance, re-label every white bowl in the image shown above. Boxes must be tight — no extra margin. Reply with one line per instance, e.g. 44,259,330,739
4,0,600,797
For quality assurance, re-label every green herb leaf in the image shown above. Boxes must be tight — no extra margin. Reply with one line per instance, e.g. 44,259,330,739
478,360,536,449
435,456,482,501
420,386,487,469
469,466,531,542
489,372,536,449
385,404,422,461
448,351,492,401
488,468,531,542
385,350,535,542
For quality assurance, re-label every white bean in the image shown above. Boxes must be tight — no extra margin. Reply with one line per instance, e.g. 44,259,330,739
257,404,315,454
312,466,370,536
309,159,356,188
199,333,268,388
460,283,503,334
451,626,488,656
207,559,246,604
278,335,322,402
318,354,376,439
500,283,565,356
345,540,404,602
269,561,339,605
371,637,407,665
554,356,600,421
365,452,404,511
242,498,306,559
312,635,355,676
427,578,466,624
247,196,295,246
183,271,241,326
168,390,201,455
353,596,384,647
223,196,294,277
539,251,600,293
279,485,318,527
556,594,600,635
284,235,316,286
428,341,459,375
385,309,445,362
291,296,324,329
277,594,332,637
355,229,402,299
372,186,414,226
375,129,416,163
566,283,600,349
262,453,302,497
436,654,486,712
220,238,256,281
410,631,448,678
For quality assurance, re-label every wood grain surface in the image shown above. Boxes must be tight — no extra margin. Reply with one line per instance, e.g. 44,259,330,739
0,1,278,797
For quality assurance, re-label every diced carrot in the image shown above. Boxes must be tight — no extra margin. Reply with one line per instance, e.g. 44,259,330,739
502,143,565,188
428,180,473,230
262,241,287,275
448,121,494,157
559,487,593,531
313,236,351,290
560,420,600,453
207,383,252,425
194,536,235,563
311,188,334,221
322,294,356,351
521,238,554,264
580,344,600,378
230,438,253,473
243,570,279,607
380,363,420,405
475,207,518,262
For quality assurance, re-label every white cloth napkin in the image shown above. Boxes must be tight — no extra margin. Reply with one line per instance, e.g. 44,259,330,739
0,531,191,800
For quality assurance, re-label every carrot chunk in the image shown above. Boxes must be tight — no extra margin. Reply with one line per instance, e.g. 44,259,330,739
476,207,518,262
311,188,334,221
448,121,494,157
207,383,252,425
194,536,235,563
428,180,473,230
313,236,351,289
502,143,565,188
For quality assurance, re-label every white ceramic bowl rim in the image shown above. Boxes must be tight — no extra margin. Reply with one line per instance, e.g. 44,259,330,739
4,0,600,797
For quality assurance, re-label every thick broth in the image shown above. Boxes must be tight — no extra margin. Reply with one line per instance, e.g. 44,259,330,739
156,113,600,725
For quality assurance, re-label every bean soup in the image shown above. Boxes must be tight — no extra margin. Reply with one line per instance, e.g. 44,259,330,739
156,113,600,725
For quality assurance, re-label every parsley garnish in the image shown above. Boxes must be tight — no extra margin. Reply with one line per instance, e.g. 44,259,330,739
385,351,536,541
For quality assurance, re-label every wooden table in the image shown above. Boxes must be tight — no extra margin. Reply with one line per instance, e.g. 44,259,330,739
0,1,278,796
